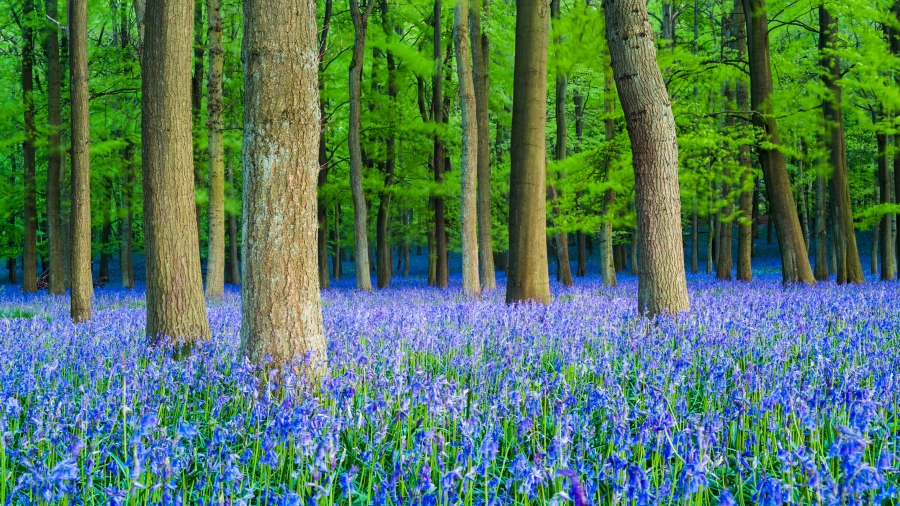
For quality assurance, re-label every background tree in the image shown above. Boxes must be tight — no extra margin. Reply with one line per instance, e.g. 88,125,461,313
205,0,225,296
70,0,92,321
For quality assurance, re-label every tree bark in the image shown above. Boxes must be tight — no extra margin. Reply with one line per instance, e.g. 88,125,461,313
349,0,376,291
21,0,37,293
471,0,495,289
142,0,210,344
743,0,815,285
45,0,65,295
227,158,240,284
734,1,752,281
574,89,587,277
317,0,333,290
70,0,93,321
240,0,327,374
549,0,573,288
878,132,895,279
599,64,617,287
121,140,135,288
433,0,449,288
505,0,551,304
455,0,480,294
814,153,828,281
376,0,398,289
604,0,689,316
205,0,225,296
717,88,735,280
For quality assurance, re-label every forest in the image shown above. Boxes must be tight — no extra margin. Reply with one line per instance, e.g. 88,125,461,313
0,0,899,503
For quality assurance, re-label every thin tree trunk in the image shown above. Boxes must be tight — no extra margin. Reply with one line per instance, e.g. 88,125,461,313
574,88,587,278
45,0,64,294
814,153,828,281
349,0,376,291
604,0,688,316
99,204,111,281
878,132,895,279
471,0,495,289
599,64,617,287
241,0,327,374
455,0,480,294
333,203,342,280
433,0,449,288
205,0,225,296
142,0,210,344
121,140,135,288
376,0,398,289
871,201,880,276
70,0,93,320
549,0,572,288
743,0,814,285
506,0,551,304
227,158,240,284
717,85,735,280
22,0,37,293
893,1,900,278
317,0,333,290
735,13,752,280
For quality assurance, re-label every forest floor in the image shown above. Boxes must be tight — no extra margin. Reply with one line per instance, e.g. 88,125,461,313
0,246,898,504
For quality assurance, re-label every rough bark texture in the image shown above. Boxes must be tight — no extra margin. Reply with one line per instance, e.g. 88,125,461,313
743,0,815,285
349,0,376,291
471,0,495,289
241,0,327,373
603,0,689,317
70,0,93,321
505,0,551,304
455,0,481,294
45,0,65,295
142,0,211,344
22,0,37,293
432,0,449,289
205,0,226,296
818,6,862,284
878,133,895,279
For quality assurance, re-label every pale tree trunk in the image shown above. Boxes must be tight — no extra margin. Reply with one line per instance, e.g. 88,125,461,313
604,0,689,316
433,0,449,288
317,0,333,290
70,0,93,321
205,0,225,296
743,0,814,285
599,64,617,287
349,0,376,291
376,0,397,289
142,0,210,344
506,0,551,304
549,0,573,287
22,0,37,293
45,0,65,295
455,0,480,294
819,5,862,284
471,0,495,289
241,0,327,374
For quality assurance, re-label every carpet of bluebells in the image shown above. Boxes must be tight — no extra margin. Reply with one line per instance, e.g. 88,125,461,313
0,254,899,505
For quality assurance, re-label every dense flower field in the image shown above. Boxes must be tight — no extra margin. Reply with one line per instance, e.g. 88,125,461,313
0,270,898,505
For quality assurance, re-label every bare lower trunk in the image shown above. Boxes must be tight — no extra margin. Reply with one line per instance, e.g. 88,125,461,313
471,0,495,289
121,141,135,288
878,133,895,279
814,161,828,281
241,0,327,374
143,0,210,343
205,0,226,296
45,0,65,295
317,0,333,290
227,160,240,284
22,0,37,293
455,0,480,294
734,7,752,281
433,0,449,289
599,64,617,287
70,0,93,320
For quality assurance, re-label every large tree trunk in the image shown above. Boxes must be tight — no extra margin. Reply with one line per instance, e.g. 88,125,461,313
471,0,495,289
432,0,449,288
205,0,225,296
376,0,398,289
349,0,375,291
70,0,93,321
743,0,815,285
878,132,895,279
604,0,689,316
241,0,327,374
549,0,573,288
455,0,480,294
142,0,210,344
317,0,333,290
819,6,862,284
45,0,65,295
22,0,37,293
505,0,551,304
599,65,617,287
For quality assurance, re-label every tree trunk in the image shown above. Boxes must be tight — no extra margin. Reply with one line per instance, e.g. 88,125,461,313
241,0,327,374
70,0,93,320
871,204,880,276
574,90,587,277
549,0,573,288
743,0,814,285
735,2,752,281
814,156,828,281
604,0,688,316
455,0,481,294
878,133,895,279
819,5,862,284
317,0,333,290
205,0,225,296
432,0,449,289
121,140,135,288
506,0,551,304
142,0,210,344
227,158,240,284
45,0,65,295
471,0,495,289
22,0,38,293
599,64,617,287
349,0,375,291
691,200,699,273
717,85,735,281
376,0,398,289
99,208,111,281
333,203,342,280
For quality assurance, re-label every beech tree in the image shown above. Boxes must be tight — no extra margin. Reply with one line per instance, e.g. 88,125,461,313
205,0,225,297
70,0,92,321
44,0,64,295
455,0,480,295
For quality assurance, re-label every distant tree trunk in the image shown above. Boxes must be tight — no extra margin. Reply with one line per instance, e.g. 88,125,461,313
191,1,204,236
878,132,895,279
751,175,760,257
744,0,814,285
814,156,828,280
604,0,688,316
707,199,714,274
574,90,587,278
432,0,449,289
45,0,65,295
691,200,699,273
549,0,572,288
121,140,135,288
349,0,375,291
99,203,111,280
471,0,495,289
227,158,240,284
22,0,38,293
455,0,480,294
376,0,398,289
599,65,617,287
317,0,333,290
717,86,735,281
893,2,900,278
506,0,551,304
734,1,752,280
241,0,327,374
70,0,93,320
333,203,342,280
205,0,225,296
871,204,880,276
819,5,862,284
143,0,210,344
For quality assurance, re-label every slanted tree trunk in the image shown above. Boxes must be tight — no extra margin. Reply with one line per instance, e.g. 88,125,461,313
21,0,38,293
878,132,895,279
143,0,210,344
241,0,327,374
549,0,573,288
506,0,551,304
45,0,65,295
317,0,333,290
471,0,495,289
743,0,814,285
70,0,93,320
349,0,376,291
433,0,449,288
604,0,689,316
455,0,480,294
205,0,225,296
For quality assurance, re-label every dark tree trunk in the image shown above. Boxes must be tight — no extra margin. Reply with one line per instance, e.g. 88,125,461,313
227,158,240,284
45,0,65,295
376,0,398,289
471,0,495,289
316,0,333,290
735,3,753,281
22,0,38,293
574,89,587,277
878,133,895,279
192,0,204,236
814,154,828,281
549,0,572,288
432,0,449,289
